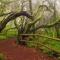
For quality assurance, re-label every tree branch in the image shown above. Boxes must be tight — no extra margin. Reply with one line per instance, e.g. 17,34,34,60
0,11,33,32
0,12,12,17
30,17,60,32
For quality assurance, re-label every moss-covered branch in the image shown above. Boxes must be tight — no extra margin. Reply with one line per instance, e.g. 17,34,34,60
30,17,60,32
20,34,60,41
0,11,33,32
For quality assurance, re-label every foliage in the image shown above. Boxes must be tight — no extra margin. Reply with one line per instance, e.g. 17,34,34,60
0,0,60,59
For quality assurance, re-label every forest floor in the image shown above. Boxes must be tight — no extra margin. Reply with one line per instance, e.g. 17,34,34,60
0,38,57,60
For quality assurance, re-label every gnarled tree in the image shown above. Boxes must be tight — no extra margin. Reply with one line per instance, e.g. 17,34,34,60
0,11,33,32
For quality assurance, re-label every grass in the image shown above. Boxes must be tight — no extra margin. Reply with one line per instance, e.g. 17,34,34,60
0,29,18,40
27,36,60,50
0,35,7,40
26,28,60,58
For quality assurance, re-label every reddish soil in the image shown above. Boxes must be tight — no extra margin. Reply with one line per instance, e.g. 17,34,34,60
0,38,57,60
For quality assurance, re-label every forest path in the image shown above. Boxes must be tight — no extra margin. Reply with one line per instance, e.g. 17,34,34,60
0,38,57,60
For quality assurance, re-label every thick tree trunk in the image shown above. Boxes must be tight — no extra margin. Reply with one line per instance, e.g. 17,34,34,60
17,29,29,45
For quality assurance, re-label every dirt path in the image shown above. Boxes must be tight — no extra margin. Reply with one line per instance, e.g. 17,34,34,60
0,38,57,60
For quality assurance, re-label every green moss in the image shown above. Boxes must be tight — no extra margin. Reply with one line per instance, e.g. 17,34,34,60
0,53,6,60
0,35,7,40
